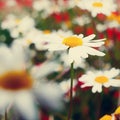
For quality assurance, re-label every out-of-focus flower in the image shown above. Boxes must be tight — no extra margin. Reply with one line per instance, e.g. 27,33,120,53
0,1,6,9
51,12,70,24
15,0,33,7
0,42,64,120
14,28,49,50
107,12,120,24
1,14,35,38
100,106,120,120
33,0,64,18
67,0,81,8
47,34,105,63
73,15,91,26
59,79,77,100
33,0,51,12
79,68,120,93
77,0,117,17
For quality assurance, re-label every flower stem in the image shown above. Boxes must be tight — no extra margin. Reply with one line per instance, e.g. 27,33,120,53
68,62,74,120
4,110,8,120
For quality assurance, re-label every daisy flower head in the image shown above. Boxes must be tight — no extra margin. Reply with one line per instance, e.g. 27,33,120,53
1,14,35,38
14,28,50,50
0,42,64,119
77,0,117,17
47,33,105,63
79,68,120,93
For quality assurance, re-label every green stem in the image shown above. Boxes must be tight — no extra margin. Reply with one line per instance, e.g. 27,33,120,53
4,110,8,120
68,62,74,120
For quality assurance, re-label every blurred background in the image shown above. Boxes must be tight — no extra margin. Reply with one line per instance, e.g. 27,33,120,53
0,0,120,120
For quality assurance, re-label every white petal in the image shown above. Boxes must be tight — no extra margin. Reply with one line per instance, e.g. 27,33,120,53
91,38,106,42
104,79,120,87
84,42,104,47
47,44,68,51
104,68,120,78
0,91,13,115
83,46,105,56
81,82,93,88
14,91,37,120
34,82,64,111
83,34,96,42
78,34,84,38
31,61,60,79
69,47,89,59
92,83,102,93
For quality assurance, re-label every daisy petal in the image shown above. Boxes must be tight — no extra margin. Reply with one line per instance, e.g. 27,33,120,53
83,34,96,42
84,46,105,56
81,82,93,88
15,91,37,120
104,79,120,87
69,47,89,59
91,38,106,42
34,82,64,111
0,91,13,115
78,34,84,38
47,44,68,51
92,83,102,93
104,68,120,78
84,42,105,47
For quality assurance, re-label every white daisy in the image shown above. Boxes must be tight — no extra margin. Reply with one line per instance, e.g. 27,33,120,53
47,34,105,63
0,42,64,119
77,0,117,17
79,68,120,93
1,14,35,38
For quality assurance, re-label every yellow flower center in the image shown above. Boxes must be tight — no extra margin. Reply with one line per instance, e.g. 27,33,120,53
43,30,51,34
92,2,103,7
0,71,33,91
95,76,108,84
100,115,112,120
62,36,83,47
15,19,21,24
26,39,32,44
114,107,120,114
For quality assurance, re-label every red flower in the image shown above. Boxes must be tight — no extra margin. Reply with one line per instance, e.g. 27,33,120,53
97,13,106,21
73,26,83,34
15,0,33,7
51,12,62,23
0,1,6,9
85,27,94,35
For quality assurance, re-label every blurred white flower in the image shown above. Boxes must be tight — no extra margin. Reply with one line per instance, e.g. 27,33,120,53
67,0,81,8
59,79,77,101
47,34,105,63
33,0,51,12
0,42,64,119
73,15,91,26
79,68,120,93
96,23,107,32
33,0,63,18
14,28,49,50
77,0,117,17
1,14,35,38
